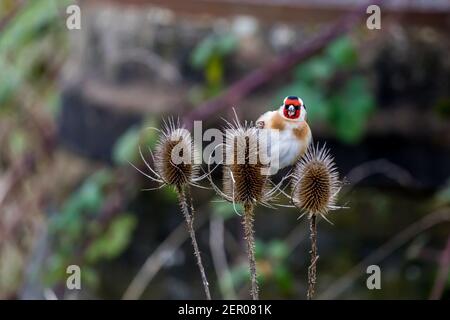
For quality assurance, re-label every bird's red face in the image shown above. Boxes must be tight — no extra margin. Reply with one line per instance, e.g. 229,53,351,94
282,96,305,120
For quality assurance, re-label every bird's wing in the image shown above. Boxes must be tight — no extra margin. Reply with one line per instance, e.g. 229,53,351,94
256,110,277,127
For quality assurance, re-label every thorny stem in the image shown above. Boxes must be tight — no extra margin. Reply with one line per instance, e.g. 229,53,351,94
177,185,211,300
243,202,259,300
307,214,318,300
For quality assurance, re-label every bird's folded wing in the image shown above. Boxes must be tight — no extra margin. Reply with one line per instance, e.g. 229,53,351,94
256,110,276,128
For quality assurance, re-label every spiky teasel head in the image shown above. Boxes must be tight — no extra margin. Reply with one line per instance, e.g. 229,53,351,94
153,118,200,189
208,117,277,209
223,125,269,205
130,118,212,300
131,118,203,191
291,143,342,220
210,115,275,300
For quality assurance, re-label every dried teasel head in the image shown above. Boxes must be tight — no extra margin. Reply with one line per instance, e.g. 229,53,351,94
154,119,200,188
291,144,342,220
208,117,278,209
131,118,203,190
130,118,211,300
224,126,268,205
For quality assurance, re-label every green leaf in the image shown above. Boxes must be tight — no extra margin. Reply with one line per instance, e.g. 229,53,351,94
0,0,63,53
267,240,289,261
112,126,141,165
326,36,357,68
294,57,336,84
191,36,216,69
162,186,178,202
0,0,69,105
215,34,237,55
212,200,242,220
141,118,159,147
190,34,237,69
51,170,113,233
274,264,293,292
329,76,375,144
85,213,137,263
113,118,160,166
255,240,266,259
205,54,223,92
228,264,251,288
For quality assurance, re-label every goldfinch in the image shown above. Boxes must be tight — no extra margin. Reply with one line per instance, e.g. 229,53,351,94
256,96,312,173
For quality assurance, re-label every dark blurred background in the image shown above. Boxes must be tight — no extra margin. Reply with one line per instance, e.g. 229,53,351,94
0,0,449,300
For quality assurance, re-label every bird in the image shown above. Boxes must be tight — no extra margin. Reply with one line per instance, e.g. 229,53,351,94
256,96,312,173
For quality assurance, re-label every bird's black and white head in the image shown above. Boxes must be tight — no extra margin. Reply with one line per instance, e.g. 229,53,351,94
281,96,307,121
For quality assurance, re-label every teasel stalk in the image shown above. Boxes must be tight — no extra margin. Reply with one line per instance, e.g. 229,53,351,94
208,117,280,300
130,118,211,300
291,143,342,300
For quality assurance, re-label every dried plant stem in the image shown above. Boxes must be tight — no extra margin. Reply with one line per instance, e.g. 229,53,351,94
243,203,259,300
176,186,211,300
307,214,318,300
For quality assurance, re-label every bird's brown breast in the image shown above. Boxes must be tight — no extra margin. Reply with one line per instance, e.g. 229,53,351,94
269,112,286,130
293,122,310,141
269,112,311,142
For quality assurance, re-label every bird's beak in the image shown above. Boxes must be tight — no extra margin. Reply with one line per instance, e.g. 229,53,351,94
288,105,296,117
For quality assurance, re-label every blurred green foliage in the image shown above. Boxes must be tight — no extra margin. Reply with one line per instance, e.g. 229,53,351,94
113,127,143,166
278,36,375,144
226,239,294,296
256,239,293,293
8,127,29,157
0,0,69,110
212,199,243,220
46,170,137,287
85,214,137,263
190,33,238,99
112,119,159,166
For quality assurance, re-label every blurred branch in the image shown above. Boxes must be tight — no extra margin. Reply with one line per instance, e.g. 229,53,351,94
429,236,450,300
345,159,418,188
319,210,450,300
209,215,237,299
122,208,209,300
182,0,383,129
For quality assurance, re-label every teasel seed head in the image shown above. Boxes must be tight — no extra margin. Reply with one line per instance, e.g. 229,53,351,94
154,118,200,189
221,121,272,207
130,118,211,300
291,144,342,219
213,116,269,300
